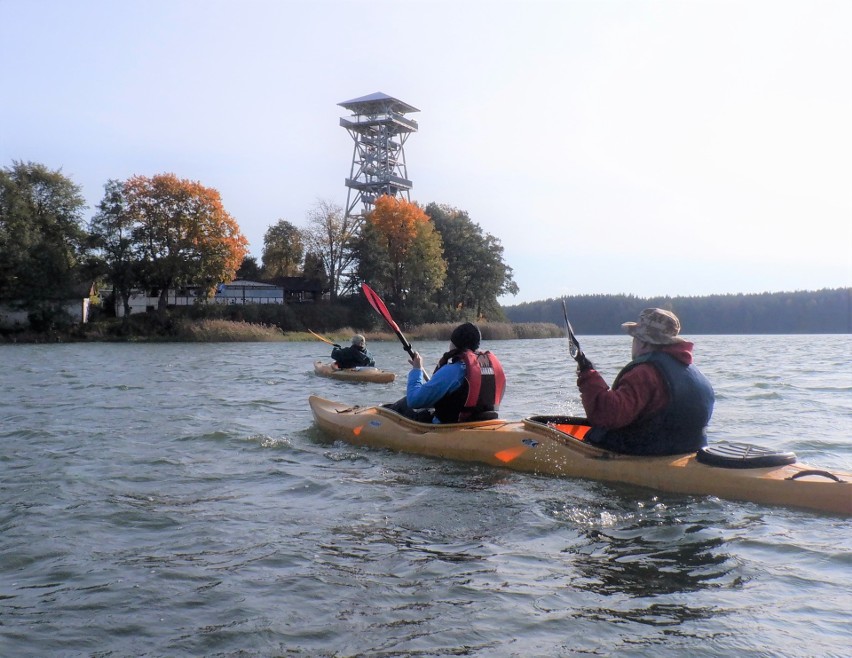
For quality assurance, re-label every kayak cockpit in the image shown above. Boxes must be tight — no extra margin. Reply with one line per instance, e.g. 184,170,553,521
525,415,809,470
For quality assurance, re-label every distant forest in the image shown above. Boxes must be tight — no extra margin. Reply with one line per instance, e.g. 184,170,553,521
502,288,851,335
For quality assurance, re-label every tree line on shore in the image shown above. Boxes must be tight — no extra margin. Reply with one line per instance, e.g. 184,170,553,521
179,287,848,336
0,161,516,331
12,285,843,344
3,160,846,338
503,289,851,335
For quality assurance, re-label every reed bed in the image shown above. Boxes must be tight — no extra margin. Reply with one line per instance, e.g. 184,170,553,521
176,319,285,342
295,322,562,343
3,316,563,344
410,321,562,341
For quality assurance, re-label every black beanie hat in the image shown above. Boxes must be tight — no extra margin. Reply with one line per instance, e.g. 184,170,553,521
450,322,481,351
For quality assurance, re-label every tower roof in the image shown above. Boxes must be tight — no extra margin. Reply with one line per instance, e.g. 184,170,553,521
338,92,419,115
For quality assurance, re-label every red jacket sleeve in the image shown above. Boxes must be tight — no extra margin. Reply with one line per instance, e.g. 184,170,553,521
577,364,668,429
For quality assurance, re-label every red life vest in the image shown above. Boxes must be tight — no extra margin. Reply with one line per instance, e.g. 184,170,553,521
434,350,506,423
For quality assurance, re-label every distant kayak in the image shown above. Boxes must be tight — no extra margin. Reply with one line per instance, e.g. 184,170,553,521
309,395,852,516
313,361,395,384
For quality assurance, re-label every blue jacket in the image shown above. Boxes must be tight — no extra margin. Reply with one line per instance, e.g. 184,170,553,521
406,362,465,423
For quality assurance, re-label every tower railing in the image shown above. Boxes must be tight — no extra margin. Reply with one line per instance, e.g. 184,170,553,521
339,113,418,131
339,93,418,216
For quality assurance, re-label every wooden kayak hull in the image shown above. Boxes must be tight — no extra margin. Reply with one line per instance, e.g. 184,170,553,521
308,395,852,516
313,361,395,384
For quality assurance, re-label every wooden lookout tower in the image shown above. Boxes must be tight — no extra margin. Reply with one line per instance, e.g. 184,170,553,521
338,92,419,219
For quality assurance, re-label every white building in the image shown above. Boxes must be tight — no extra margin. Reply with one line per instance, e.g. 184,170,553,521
113,279,323,317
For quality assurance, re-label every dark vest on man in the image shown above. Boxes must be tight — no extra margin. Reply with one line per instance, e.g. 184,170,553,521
433,350,506,423
331,345,373,369
586,351,715,456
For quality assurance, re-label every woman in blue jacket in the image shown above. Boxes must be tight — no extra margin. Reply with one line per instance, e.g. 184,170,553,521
387,322,505,424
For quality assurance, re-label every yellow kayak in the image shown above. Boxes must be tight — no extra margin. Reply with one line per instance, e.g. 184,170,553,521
309,395,852,516
313,361,395,384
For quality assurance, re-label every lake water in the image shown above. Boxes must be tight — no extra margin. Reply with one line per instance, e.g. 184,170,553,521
1,335,850,657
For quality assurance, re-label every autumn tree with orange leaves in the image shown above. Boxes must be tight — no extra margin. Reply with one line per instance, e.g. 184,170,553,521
354,195,445,315
117,173,248,311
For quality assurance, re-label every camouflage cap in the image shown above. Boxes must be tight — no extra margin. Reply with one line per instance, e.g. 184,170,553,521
351,334,366,347
621,308,685,345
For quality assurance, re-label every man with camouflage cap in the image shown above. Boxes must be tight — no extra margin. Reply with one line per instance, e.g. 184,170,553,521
574,308,715,456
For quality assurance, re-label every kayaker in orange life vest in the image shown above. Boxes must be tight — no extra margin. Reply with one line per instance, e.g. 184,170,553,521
574,308,715,456
385,322,506,424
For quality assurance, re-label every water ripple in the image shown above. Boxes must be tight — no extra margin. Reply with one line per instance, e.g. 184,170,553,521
0,338,849,657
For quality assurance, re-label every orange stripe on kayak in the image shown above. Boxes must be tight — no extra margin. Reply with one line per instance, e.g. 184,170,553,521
353,425,363,436
494,445,528,463
551,423,590,440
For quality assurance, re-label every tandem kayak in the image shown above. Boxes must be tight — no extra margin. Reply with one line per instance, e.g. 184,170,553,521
313,361,395,384
309,395,852,516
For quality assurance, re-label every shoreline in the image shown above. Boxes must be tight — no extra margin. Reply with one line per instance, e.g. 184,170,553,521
1,318,564,344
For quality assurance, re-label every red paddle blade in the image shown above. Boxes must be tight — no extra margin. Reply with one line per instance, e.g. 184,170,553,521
361,282,421,373
361,283,401,333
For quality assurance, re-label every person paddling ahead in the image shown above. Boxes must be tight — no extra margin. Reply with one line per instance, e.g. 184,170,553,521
387,322,506,424
331,334,375,369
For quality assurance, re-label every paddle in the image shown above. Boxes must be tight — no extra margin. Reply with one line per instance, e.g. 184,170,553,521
308,329,340,348
361,283,429,380
561,297,581,358
562,297,594,371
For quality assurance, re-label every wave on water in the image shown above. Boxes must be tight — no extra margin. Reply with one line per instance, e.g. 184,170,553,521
1,338,849,657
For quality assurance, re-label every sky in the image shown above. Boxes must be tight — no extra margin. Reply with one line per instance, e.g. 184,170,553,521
1,0,850,305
